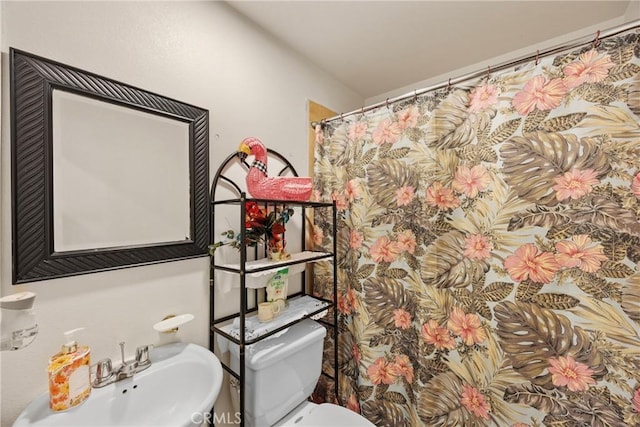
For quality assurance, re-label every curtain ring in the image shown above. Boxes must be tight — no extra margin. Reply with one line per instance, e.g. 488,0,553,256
360,106,365,115
535,49,539,66
447,78,452,91
486,65,491,79
413,90,418,102
593,29,601,49
340,112,344,120
385,98,390,109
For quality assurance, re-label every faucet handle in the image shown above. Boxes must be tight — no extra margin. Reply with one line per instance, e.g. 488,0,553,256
135,344,152,370
93,358,113,387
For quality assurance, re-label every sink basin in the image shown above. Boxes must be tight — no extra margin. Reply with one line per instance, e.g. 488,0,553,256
13,342,223,427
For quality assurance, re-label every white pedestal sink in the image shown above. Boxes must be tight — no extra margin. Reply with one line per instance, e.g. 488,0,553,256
13,343,223,427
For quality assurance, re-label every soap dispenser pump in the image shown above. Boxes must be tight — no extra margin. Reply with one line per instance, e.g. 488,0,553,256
48,328,91,412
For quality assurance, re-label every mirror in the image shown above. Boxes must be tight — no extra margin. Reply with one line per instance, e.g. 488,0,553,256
52,90,191,251
10,48,210,283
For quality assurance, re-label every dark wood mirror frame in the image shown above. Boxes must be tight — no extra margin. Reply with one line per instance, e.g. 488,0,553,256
10,48,210,284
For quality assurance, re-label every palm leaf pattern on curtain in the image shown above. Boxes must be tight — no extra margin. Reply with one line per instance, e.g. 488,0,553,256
312,28,640,426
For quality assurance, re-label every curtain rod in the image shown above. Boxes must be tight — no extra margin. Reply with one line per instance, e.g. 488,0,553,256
316,19,640,126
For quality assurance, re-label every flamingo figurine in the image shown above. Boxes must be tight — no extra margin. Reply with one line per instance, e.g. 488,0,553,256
238,137,313,201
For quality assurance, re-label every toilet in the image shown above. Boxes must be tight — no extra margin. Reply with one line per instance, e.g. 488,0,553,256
229,318,374,427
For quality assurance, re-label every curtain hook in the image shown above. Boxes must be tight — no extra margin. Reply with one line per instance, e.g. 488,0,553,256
385,98,390,109
447,78,452,91
413,90,418,102
535,49,539,66
593,29,601,49
486,65,491,80
340,112,344,120
360,105,365,115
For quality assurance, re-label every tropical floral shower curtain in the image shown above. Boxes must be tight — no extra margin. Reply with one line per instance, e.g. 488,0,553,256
311,26,640,426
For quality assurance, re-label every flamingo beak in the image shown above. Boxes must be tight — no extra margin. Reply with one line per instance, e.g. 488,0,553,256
238,142,250,161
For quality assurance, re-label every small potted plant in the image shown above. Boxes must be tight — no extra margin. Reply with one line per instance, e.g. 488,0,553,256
209,201,294,261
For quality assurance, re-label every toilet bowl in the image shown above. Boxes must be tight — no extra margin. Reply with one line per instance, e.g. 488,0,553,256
228,318,374,427
274,401,374,427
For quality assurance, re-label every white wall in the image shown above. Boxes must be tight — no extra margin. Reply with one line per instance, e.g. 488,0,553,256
366,11,638,104
626,0,640,22
0,2,362,426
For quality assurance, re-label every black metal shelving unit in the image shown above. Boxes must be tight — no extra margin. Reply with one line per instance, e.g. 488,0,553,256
209,150,338,427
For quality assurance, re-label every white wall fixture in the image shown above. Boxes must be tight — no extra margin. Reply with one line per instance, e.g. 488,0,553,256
0,291,38,351
153,314,195,334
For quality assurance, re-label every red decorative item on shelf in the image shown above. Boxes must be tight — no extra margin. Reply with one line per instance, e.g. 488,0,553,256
238,137,313,202
209,201,294,260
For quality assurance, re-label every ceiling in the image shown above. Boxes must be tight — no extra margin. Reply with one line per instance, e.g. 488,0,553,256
227,1,633,99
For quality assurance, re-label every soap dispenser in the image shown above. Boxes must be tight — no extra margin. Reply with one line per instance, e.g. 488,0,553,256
47,328,91,411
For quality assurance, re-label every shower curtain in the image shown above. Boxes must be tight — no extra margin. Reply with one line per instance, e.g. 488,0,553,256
311,26,640,426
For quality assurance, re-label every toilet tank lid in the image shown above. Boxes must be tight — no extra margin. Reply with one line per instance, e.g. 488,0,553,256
229,318,326,370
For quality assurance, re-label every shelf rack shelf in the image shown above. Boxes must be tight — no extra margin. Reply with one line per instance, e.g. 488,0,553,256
212,250,333,275
213,293,332,346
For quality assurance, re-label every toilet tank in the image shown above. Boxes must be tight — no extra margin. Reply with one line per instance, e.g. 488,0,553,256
229,318,327,427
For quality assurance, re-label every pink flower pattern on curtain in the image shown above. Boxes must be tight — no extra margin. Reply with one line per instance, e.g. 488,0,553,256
311,27,640,426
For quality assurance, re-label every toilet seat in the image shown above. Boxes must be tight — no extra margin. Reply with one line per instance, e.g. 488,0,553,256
276,402,375,427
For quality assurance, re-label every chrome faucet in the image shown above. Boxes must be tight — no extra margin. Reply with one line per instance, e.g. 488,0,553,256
92,342,152,388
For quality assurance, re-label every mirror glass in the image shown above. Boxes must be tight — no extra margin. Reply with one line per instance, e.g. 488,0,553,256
52,90,191,251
